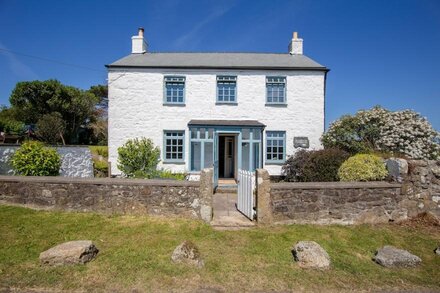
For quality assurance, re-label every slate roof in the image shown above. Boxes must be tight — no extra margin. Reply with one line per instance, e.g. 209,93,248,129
188,120,266,127
107,52,328,71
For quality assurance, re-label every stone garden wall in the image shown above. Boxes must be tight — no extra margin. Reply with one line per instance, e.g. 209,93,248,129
0,169,214,222
256,159,440,225
0,145,94,178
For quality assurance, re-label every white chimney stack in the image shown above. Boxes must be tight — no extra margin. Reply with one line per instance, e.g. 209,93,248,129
132,27,148,54
288,31,303,55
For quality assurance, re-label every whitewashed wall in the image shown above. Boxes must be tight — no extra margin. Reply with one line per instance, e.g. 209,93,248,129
108,68,325,176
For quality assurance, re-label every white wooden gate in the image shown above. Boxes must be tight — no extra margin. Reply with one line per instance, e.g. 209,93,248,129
237,169,255,220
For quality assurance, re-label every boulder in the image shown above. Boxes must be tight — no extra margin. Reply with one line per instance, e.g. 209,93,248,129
171,240,204,268
373,246,421,268
386,158,408,182
435,246,440,255
292,241,331,269
39,240,99,266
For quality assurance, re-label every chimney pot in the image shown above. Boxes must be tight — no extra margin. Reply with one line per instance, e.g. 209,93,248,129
138,27,144,37
293,32,298,39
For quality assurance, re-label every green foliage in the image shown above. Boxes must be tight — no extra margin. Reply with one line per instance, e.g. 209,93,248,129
338,154,388,182
321,114,379,154
89,146,108,158
0,106,24,134
117,138,160,177
132,169,187,180
35,112,66,145
9,80,99,144
282,148,350,182
10,141,61,176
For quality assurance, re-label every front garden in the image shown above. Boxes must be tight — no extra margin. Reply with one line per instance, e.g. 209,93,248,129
1,205,439,292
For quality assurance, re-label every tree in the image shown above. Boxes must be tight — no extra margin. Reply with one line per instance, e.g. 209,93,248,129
322,106,440,160
9,80,99,144
0,106,24,134
87,84,108,145
36,112,66,145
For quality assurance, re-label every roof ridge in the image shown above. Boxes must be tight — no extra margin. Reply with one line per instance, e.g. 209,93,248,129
147,51,291,55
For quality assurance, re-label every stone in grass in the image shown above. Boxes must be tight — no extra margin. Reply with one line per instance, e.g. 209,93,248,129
39,240,99,266
435,246,440,255
171,240,204,268
292,241,331,269
373,245,421,268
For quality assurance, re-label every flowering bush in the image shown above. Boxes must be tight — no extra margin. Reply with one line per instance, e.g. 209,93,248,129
338,154,388,182
322,106,440,160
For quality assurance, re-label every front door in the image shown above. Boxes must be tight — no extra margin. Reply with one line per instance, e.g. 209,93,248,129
224,137,234,178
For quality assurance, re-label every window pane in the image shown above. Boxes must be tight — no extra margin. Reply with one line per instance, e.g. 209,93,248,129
204,142,213,168
191,142,201,171
242,142,250,171
253,143,260,171
242,128,250,140
199,128,205,139
252,129,261,140
266,131,285,162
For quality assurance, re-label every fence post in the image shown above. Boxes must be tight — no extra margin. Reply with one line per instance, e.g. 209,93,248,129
199,168,214,223
256,168,273,225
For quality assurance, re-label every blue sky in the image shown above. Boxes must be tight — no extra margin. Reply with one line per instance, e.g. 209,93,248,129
0,0,439,129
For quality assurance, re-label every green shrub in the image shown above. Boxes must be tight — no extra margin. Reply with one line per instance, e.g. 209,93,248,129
117,138,160,178
282,148,350,182
338,154,388,182
10,141,61,176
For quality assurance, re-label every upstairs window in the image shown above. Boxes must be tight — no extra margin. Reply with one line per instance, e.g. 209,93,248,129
266,76,286,104
217,76,237,103
266,131,286,163
164,76,185,104
163,131,185,162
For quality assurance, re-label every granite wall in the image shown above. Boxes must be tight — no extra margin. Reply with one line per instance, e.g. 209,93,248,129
0,145,94,178
256,160,440,225
0,174,213,222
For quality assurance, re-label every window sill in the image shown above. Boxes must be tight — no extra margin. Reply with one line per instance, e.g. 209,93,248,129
163,103,186,107
265,161,285,165
265,103,287,107
216,102,238,106
163,161,186,164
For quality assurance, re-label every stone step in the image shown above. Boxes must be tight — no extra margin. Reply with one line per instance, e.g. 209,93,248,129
210,216,256,230
215,185,238,194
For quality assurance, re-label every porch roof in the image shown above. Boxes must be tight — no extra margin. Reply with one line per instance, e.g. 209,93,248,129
188,120,266,128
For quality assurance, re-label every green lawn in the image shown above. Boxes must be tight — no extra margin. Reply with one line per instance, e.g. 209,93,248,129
1,205,439,292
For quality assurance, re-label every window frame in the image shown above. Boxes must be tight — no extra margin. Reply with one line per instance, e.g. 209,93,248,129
163,130,185,163
216,75,237,104
163,76,186,105
265,131,286,164
265,76,287,105
189,127,215,172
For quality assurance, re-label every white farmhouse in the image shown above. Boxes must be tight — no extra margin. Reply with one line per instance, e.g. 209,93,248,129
107,28,328,185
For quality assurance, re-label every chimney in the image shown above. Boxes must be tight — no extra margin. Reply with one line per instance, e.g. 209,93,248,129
288,31,303,55
132,27,148,54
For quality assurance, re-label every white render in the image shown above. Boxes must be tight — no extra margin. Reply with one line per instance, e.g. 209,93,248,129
108,68,325,176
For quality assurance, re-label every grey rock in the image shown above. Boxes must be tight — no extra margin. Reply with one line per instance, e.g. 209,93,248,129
373,245,421,268
432,165,440,178
171,240,204,268
435,246,440,255
292,241,331,269
39,240,99,266
386,158,408,182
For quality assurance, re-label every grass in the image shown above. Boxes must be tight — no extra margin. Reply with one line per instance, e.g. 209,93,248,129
1,205,439,292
